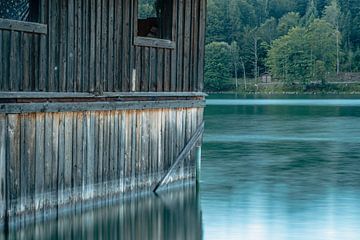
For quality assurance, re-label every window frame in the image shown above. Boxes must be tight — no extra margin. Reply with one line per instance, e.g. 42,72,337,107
134,0,176,49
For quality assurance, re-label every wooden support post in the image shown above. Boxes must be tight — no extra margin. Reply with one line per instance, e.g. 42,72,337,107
153,122,204,193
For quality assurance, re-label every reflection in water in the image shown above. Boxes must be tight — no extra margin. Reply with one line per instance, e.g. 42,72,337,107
1,186,202,240
202,95,360,240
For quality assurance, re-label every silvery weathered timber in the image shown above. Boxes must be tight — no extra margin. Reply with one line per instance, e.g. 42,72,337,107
0,0,206,228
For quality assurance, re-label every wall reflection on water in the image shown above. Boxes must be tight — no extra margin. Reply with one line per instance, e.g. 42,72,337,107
1,186,202,240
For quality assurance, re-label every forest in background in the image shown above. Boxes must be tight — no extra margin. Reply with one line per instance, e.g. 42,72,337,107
204,0,360,92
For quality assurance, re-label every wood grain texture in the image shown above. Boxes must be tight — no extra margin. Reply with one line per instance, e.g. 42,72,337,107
0,0,206,227
0,114,6,225
0,0,205,93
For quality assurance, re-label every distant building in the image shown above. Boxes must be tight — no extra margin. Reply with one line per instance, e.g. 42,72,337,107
261,73,272,83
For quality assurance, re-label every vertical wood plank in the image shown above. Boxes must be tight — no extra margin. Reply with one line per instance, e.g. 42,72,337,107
176,0,184,92
18,32,24,91
122,0,130,91
7,115,20,222
75,112,84,204
26,114,36,219
0,31,3,90
170,0,178,91
119,112,126,192
141,47,149,92
164,50,171,92
82,0,89,92
95,0,102,93
129,0,135,93
23,34,30,91
124,111,131,192
64,113,73,201
44,113,53,216
108,0,115,92
0,114,6,225
135,111,141,192
87,112,95,199
198,0,206,91
191,0,200,91
57,113,65,208
39,35,47,91
135,46,141,91
51,114,59,214
59,0,68,91
160,51,168,92
9,31,17,91
114,0,122,91
75,0,82,91
141,111,148,190
2,31,10,91
103,112,110,195
149,48,156,91
96,112,103,189
151,111,158,182
109,112,117,193
89,0,96,92
130,112,136,192
183,0,192,92
35,113,45,219
101,0,108,92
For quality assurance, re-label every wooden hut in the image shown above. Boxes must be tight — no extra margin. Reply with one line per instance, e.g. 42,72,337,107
0,0,206,227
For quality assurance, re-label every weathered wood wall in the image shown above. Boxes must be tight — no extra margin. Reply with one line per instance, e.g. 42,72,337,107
0,107,203,226
0,0,207,228
0,0,206,93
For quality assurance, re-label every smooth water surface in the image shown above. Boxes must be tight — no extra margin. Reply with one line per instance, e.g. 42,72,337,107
202,94,360,240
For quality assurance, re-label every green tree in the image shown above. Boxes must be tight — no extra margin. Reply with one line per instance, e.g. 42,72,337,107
204,42,233,91
267,20,337,84
277,12,301,35
323,0,341,74
267,27,312,84
268,0,297,19
303,0,319,25
351,48,360,71
307,19,338,76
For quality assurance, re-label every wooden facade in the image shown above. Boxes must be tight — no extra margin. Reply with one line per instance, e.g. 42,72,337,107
0,0,206,228
0,0,206,93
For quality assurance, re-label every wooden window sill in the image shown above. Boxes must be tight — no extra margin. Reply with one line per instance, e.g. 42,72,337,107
134,36,175,49
0,18,47,35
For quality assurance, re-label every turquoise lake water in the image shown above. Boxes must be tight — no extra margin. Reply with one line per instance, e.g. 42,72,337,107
202,94,360,240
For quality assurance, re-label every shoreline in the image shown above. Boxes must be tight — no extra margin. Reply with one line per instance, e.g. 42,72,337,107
207,91,360,95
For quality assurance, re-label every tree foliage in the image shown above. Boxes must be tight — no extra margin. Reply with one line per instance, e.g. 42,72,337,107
204,0,360,91
204,42,233,91
267,20,337,84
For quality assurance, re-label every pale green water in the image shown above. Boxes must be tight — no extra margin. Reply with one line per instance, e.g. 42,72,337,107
202,94,360,240
2,94,360,240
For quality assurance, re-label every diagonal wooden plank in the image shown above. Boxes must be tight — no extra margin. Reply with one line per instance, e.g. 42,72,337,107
153,121,204,192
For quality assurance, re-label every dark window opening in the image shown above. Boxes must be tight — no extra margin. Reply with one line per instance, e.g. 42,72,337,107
0,0,39,22
137,0,173,40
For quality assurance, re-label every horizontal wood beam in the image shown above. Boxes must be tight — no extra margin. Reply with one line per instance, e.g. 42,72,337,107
0,100,206,114
134,37,176,49
0,18,47,35
0,92,207,99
